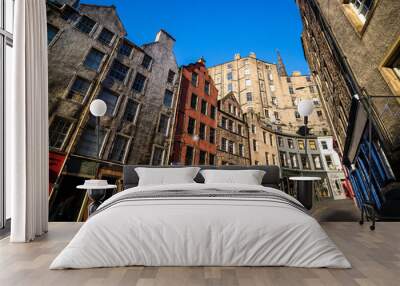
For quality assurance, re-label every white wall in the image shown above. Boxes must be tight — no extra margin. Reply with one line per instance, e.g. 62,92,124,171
317,136,342,171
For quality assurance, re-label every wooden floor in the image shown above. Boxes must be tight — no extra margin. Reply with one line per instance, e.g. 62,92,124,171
0,222,399,286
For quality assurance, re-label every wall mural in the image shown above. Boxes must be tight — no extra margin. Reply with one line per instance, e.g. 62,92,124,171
47,1,351,221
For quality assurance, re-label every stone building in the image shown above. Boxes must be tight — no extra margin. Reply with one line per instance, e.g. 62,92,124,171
170,59,218,165
207,53,330,136
246,111,279,166
296,0,400,207
46,1,179,221
216,92,251,165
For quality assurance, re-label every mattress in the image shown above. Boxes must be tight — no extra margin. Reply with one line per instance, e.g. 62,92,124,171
50,183,351,269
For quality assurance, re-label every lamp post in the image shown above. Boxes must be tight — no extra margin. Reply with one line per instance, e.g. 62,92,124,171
89,99,107,159
298,99,314,168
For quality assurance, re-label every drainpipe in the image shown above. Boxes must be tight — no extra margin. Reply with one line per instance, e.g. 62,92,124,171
166,67,183,164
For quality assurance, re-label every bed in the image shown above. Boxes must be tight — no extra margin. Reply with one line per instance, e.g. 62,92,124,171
50,165,351,269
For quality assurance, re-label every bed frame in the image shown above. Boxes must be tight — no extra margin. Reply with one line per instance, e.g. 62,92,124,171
123,165,281,190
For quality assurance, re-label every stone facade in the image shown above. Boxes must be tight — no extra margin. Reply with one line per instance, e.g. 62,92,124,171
216,93,251,165
297,0,400,175
47,1,179,221
171,59,218,165
207,53,330,136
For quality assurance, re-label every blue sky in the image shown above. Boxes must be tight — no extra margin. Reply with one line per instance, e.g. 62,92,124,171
82,0,309,74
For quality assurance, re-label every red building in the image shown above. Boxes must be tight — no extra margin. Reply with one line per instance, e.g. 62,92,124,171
171,58,218,165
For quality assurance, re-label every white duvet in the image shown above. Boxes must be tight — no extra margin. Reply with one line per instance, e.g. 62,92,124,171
50,183,351,269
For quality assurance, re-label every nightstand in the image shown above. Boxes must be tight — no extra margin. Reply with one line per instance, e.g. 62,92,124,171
77,180,117,216
289,176,321,210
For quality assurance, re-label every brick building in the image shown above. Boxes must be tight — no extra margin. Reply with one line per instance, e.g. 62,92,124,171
216,92,251,165
47,1,179,221
170,59,218,165
296,0,400,207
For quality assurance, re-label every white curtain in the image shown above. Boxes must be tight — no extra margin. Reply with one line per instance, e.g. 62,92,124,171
7,0,48,242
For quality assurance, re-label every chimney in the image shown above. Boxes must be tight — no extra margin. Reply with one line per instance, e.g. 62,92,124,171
155,29,176,50
198,56,206,65
234,53,241,60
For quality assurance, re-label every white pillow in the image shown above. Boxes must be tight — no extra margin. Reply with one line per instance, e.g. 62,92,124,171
200,169,266,185
135,167,201,186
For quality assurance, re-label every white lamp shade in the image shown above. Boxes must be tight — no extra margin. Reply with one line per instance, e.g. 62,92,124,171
297,99,314,117
90,99,107,117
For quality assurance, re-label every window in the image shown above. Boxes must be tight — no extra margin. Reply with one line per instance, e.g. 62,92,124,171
221,138,227,151
321,141,328,150
251,124,256,134
272,97,277,105
221,117,227,128
254,160,259,166
277,137,284,147
325,155,335,170
380,39,400,96
227,63,232,69
123,99,139,122
265,152,269,165
228,141,235,154
109,60,129,82
132,73,147,92
269,134,274,146
227,72,233,80
309,86,315,93
84,49,105,70
288,139,294,149
182,146,194,165
306,76,311,82
289,86,294,94
228,119,234,131
279,152,288,167
119,41,133,57
270,84,276,92
263,132,267,144
199,151,207,165
246,92,253,102
191,72,198,86
97,28,114,45
228,104,233,113
204,81,210,95
309,140,317,150
245,79,251,86
292,97,297,106
163,89,174,108
209,128,216,143
239,144,244,157
49,116,73,149
152,146,165,165
295,111,301,119
97,88,119,116
274,111,279,120
76,16,96,34
317,110,323,118
244,68,250,75
76,123,106,157
201,100,207,115
286,77,291,83
167,70,175,84
190,93,198,109
227,83,233,92
252,139,258,152
209,154,215,165
300,154,310,169
141,54,152,69
264,109,269,118
187,117,196,134
67,77,90,102
290,153,299,168
158,114,169,136
349,0,374,23
272,154,276,165
313,155,323,170
313,98,320,105
298,139,305,150
238,124,243,136
47,24,59,44
210,105,216,120
109,135,128,162
199,123,206,140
